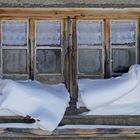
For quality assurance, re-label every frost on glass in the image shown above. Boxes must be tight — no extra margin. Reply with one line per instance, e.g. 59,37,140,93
112,48,136,73
77,20,103,46
36,20,61,46
78,49,102,74
111,20,136,45
3,49,27,74
2,20,27,46
36,49,61,73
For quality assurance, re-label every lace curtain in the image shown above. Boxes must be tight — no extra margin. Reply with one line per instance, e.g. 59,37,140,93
111,20,136,45
77,20,103,46
2,20,27,46
36,20,61,46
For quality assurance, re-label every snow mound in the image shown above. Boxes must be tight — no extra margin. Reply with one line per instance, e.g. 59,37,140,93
78,64,140,115
0,79,69,132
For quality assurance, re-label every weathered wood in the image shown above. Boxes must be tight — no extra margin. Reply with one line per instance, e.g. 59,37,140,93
60,115,140,126
67,17,78,110
6,128,50,136
0,8,140,19
53,128,140,136
1,126,140,137
29,19,35,80
104,19,110,78
0,116,35,123
138,19,140,63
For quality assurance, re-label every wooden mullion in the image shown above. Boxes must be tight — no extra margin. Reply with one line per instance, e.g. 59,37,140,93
0,19,2,76
104,19,110,78
29,19,35,80
138,19,140,64
66,17,78,112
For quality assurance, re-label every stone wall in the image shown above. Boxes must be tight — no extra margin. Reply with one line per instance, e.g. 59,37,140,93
0,0,139,8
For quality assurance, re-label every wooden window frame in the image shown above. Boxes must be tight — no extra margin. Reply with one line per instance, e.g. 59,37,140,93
109,19,138,76
34,19,64,76
0,19,30,79
0,7,139,111
76,19,105,78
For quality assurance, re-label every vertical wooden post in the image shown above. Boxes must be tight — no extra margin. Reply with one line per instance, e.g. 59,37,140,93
104,19,110,78
29,19,35,80
0,20,2,77
138,19,140,64
66,17,78,114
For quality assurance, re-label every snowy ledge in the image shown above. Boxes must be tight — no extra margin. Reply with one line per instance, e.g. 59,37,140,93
78,64,140,115
0,64,140,135
0,79,70,133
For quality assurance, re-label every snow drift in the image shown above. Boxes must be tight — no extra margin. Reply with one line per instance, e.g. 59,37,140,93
0,79,69,132
78,64,140,115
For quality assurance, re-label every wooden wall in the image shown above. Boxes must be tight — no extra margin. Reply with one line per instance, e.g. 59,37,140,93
0,8,139,110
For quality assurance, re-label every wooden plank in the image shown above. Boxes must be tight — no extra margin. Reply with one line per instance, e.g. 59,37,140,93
138,19,140,63
53,128,140,136
0,8,140,19
2,127,140,137
6,128,51,136
60,115,140,126
67,18,78,110
29,19,35,80
0,116,35,123
104,19,110,77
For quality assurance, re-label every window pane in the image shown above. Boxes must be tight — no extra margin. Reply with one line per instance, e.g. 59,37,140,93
111,20,136,45
36,49,61,73
77,20,103,46
2,20,27,46
112,48,136,73
3,49,27,74
36,20,61,46
78,49,102,74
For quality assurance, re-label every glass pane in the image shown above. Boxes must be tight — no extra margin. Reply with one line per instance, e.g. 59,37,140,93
3,49,27,74
78,49,102,74
36,49,61,73
111,20,136,45
77,20,103,46
2,20,27,46
36,20,61,46
112,48,136,73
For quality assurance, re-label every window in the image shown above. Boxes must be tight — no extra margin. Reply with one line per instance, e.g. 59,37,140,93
77,20,104,77
110,20,137,74
0,12,139,82
1,20,29,79
34,20,64,83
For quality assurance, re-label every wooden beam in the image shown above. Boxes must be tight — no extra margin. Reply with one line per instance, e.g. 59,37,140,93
60,115,140,126
0,116,35,123
1,126,140,137
29,19,35,80
53,127,140,137
67,17,78,111
0,8,140,19
104,19,111,78
6,128,50,136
